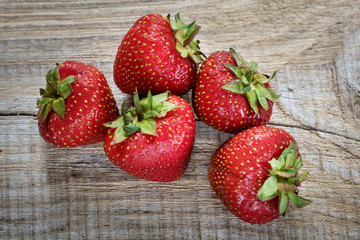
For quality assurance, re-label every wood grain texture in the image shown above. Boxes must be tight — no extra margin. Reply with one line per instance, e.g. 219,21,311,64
1,0,360,239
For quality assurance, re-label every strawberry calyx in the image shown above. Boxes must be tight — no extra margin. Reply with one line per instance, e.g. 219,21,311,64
36,64,76,122
104,91,178,145
221,48,280,113
167,13,206,68
257,141,312,215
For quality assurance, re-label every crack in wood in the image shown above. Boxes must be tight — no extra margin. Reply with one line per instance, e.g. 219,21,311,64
269,122,360,143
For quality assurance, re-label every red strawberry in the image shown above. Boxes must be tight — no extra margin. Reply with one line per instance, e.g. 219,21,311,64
193,49,280,133
37,61,119,147
209,126,312,224
104,91,196,182
114,13,205,96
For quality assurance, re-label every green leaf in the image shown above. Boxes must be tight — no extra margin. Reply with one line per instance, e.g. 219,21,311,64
289,141,298,154
255,88,269,111
148,91,153,111
287,191,312,208
265,87,281,102
144,110,160,119
133,93,144,121
140,119,157,136
123,114,132,125
61,75,76,85
38,98,53,105
279,191,289,214
244,86,252,93
46,70,51,83
176,42,188,58
183,24,200,46
269,71,277,80
127,106,136,116
52,98,65,119
37,103,45,117
224,64,243,79
148,91,171,106
285,152,294,167
124,124,140,135
120,99,127,117
278,155,286,167
41,103,52,122
229,48,242,67
111,126,128,145
103,117,124,128
279,141,295,160
175,13,185,28
241,75,249,84
185,21,196,30
297,171,309,183
58,82,73,99
280,168,298,173
285,142,297,167
250,61,258,71
159,101,177,117
254,73,270,83
246,91,259,113
49,64,60,84
277,168,298,175
221,80,244,94
257,176,279,201
269,157,282,171
168,13,176,28
294,156,303,170
46,80,57,96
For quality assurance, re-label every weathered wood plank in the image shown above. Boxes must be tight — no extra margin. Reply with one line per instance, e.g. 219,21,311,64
1,116,359,239
2,0,360,116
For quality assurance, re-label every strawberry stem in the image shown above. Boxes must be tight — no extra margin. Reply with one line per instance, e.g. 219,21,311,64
133,93,144,122
221,48,280,114
168,13,206,68
36,64,76,122
256,141,312,215
104,91,178,145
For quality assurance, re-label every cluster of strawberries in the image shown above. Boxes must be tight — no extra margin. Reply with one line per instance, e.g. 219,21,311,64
37,13,311,224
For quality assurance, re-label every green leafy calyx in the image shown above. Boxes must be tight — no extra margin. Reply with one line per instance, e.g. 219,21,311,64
257,141,312,215
36,64,76,122
104,91,178,145
167,13,206,68
221,48,280,113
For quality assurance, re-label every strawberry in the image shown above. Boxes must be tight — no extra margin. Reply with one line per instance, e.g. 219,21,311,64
192,49,280,133
208,126,312,224
114,13,205,96
104,91,196,182
37,61,119,147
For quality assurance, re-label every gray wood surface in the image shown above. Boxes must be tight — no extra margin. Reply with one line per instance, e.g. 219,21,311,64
1,0,360,239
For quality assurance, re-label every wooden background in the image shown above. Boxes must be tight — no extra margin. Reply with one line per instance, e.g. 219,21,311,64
1,0,360,239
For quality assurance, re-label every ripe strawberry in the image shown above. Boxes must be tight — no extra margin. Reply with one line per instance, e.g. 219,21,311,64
114,13,205,96
209,126,312,224
37,61,119,147
104,91,196,182
193,49,280,133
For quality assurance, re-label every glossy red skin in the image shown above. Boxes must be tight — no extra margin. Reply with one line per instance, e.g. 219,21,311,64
38,61,119,147
192,51,273,133
114,13,196,96
104,95,196,182
209,126,299,224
